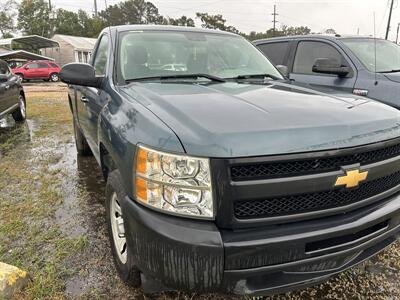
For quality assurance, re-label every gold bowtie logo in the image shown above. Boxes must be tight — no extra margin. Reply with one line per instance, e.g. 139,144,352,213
335,169,368,188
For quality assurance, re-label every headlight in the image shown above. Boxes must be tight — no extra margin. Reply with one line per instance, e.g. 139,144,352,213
134,145,214,219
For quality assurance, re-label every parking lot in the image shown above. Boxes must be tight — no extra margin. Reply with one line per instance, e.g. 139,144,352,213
0,83,400,299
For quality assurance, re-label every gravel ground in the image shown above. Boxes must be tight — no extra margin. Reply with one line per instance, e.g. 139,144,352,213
0,83,400,299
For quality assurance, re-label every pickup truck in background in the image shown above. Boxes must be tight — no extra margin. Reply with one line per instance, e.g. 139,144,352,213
0,59,26,122
61,25,400,296
254,35,400,109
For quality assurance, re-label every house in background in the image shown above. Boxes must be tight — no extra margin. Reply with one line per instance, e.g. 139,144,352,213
41,34,97,66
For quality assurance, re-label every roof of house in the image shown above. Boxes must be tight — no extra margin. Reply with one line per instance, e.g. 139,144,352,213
0,49,54,61
51,34,97,51
0,35,59,49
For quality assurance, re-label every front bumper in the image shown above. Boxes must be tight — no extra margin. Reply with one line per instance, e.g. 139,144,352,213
122,193,400,296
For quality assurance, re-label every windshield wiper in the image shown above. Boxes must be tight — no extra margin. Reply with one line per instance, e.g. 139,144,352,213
378,69,400,73
226,73,280,81
125,73,226,83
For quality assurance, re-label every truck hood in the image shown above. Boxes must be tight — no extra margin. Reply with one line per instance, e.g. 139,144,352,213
383,72,400,83
120,81,400,158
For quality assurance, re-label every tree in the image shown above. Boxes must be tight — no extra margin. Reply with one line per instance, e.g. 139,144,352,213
99,0,166,26
324,28,337,35
167,16,195,27
196,12,239,33
54,9,81,36
242,24,312,41
281,25,311,36
18,0,51,37
0,0,17,38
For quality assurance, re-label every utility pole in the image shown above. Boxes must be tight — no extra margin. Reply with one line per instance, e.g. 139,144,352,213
94,0,98,16
105,0,108,9
271,5,278,37
48,0,51,11
396,23,400,43
386,0,395,40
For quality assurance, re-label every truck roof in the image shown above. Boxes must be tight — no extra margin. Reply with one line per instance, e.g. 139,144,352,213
110,24,238,36
253,34,380,44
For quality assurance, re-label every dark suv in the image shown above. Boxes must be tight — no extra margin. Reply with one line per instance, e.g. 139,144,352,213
254,35,400,109
0,59,26,122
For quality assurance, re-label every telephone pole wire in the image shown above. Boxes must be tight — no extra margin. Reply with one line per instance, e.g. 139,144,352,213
271,4,278,37
386,0,395,40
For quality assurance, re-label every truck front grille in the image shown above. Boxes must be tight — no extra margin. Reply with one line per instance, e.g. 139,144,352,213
234,171,400,219
230,141,400,181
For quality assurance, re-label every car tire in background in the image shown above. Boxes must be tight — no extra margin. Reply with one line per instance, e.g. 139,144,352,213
105,170,141,287
50,73,59,82
15,73,24,81
12,94,26,122
73,117,92,156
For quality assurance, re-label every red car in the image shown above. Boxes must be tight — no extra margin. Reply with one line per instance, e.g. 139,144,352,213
13,60,61,82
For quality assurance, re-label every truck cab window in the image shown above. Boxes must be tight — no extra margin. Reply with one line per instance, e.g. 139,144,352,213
93,35,109,76
258,42,289,66
293,41,347,75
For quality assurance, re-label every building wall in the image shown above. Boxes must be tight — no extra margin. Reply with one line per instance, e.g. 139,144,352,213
41,36,94,66
41,39,75,66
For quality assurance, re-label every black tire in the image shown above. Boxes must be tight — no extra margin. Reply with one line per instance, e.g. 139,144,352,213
72,117,92,156
105,170,141,287
15,73,23,81
50,73,59,82
12,94,26,122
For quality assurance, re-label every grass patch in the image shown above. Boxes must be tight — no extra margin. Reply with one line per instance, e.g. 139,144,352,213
0,90,88,299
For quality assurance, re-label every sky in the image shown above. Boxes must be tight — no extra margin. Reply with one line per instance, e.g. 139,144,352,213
50,0,400,40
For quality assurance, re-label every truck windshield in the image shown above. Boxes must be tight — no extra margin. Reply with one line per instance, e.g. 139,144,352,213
118,30,283,83
341,38,400,73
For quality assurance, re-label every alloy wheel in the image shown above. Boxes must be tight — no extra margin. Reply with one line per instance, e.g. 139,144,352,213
110,192,127,264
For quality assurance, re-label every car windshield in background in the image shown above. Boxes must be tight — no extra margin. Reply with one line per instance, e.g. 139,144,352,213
342,38,400,73
118,30,283,83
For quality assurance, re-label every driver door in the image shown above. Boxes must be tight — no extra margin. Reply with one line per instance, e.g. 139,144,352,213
289,40,357,94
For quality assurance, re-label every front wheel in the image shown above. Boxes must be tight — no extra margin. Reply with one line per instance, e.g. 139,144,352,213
12,94,26,122
50,73,59,82
105,171,141,287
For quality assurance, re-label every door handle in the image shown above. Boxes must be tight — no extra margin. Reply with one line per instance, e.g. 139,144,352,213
80,96,89,103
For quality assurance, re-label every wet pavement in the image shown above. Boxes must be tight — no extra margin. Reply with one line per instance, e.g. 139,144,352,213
1,87,400,299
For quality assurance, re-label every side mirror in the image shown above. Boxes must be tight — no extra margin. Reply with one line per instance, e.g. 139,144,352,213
24,66,29,70
60,63,101,88
312,58,350,77
276,65,288,77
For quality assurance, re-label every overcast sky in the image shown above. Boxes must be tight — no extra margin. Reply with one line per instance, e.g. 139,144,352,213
50,0,400,40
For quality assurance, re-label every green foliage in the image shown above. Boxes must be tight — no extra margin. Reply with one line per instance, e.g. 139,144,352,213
99,0,166,26
167,16,195,27
0,0,17,38
242,25,312,41
18,0,51,37
196,12,239,33
54,9,104,38
10,0,313,41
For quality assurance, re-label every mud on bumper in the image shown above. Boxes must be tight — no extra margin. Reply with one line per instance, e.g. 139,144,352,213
121,194,400,296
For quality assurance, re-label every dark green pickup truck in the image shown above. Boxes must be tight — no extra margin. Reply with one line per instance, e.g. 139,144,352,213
60,25,400,296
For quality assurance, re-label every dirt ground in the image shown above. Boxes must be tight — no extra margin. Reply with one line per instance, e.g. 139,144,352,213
1,83,400,299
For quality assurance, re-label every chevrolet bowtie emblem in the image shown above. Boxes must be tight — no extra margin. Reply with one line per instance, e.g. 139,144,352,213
335,169,368,188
